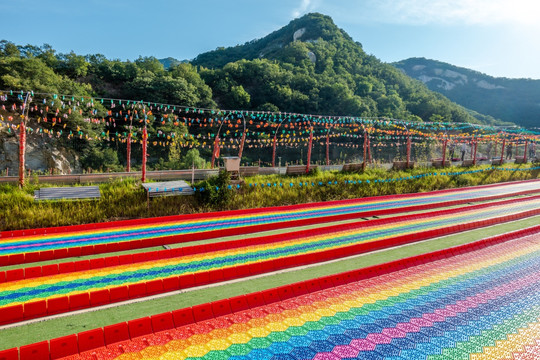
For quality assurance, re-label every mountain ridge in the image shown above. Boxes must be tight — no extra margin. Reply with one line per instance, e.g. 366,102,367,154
393,57,540,128
190,13,358,69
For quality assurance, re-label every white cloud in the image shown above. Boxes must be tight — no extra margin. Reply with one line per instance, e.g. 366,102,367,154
364,0,540,26
292,0,315,18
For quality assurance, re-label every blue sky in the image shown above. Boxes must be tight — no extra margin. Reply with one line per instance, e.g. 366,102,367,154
1,0,539,79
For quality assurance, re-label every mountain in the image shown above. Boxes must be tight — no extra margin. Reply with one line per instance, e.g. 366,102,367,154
0,14,517,174
190,13,503,125
393,57,540,128
158,57,184,69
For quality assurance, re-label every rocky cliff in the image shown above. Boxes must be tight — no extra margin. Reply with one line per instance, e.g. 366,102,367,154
0,133,80,175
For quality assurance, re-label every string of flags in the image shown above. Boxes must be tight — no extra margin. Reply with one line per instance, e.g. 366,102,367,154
1,90,539,156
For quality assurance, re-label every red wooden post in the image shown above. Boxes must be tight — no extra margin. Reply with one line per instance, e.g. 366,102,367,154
367,133,372,163
473,140,478,165
271,121,283,168
126,132,132,172
325,129,330,166
306,125,313,173
441,138,448,166
500,139,506,164
406,134,411,168
272,134,278,167
524,140,528,163
211,119,226,169
18,92,32,188
362,130,367,171
141,127,147,182
19,120,26,187
238,130,246,159
211,135,220,169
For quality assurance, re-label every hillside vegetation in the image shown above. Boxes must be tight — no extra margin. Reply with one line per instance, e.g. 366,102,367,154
0,13,507,172
192,14,499,125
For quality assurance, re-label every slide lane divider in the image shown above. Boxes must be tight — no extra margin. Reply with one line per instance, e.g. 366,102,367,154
0,197,539,326
1,180,540,266
2,225,539,360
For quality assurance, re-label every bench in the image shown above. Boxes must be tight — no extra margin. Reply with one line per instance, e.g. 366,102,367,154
342,163,364,172
239,166,260,177
491,159,504,165
34,186,101,201
461,159,474,167
392,161,415,170
514,156,527,164
259,167,280,175
286,165,317,176
142,180,195,198
431,159,451,168
142,180,195,209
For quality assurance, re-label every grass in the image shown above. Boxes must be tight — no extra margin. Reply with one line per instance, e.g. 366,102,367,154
0,215,538,350
0,163,538,231
235,164,539,209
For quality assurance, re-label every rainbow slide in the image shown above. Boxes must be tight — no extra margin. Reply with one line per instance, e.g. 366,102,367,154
6,226,540,360
1,195,539,326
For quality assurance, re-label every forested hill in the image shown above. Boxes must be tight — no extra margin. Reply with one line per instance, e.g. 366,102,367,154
0,13,512,172
188,13,502,125
191,12,358,69
394,57,540,129
0,13,504,127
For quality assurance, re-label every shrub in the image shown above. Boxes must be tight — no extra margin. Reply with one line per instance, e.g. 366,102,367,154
194,170,233,208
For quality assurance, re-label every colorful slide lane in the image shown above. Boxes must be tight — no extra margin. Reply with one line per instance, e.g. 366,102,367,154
2,180,540,264
10,227,540,360
1,196,539,324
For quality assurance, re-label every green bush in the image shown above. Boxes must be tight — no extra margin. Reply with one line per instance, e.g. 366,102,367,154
309,166,322,176
194,170,233,208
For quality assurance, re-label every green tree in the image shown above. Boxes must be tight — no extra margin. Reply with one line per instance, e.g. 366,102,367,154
0,40,20,57
56,51,89,78
180,148,206,169
230,85,251,108
135,56,165,75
